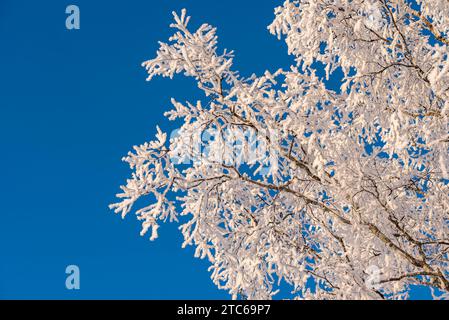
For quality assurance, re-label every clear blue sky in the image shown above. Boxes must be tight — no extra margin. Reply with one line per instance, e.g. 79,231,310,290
0,0,430,299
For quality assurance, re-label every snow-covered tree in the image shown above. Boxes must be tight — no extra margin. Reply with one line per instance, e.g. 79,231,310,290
111,1,449,299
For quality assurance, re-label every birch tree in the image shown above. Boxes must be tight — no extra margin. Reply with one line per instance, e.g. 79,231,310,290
110,0,449,299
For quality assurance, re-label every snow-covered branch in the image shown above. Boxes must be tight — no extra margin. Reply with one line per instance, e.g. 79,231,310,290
111,2,449,299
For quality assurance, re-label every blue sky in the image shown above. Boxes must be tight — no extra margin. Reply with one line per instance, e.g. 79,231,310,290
0,0,431,299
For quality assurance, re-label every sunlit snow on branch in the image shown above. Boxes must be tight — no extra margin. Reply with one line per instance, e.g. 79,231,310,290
111,3,449,300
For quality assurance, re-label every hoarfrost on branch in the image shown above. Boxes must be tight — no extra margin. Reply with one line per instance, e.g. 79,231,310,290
111,1,449,299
